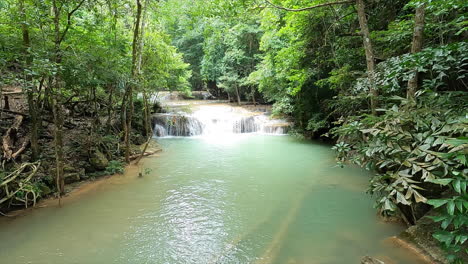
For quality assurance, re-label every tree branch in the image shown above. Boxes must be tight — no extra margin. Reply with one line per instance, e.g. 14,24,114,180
263,0,354,12
58,0,87,44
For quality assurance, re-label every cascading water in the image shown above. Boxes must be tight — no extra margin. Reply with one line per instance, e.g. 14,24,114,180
152,114,204,137
152,104,290,137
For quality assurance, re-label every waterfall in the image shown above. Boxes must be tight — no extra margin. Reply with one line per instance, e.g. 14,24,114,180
233,117,261,133
152,105,290,137
152,114,204,137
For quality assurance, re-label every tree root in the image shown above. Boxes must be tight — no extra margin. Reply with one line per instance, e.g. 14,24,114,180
0,162,41,209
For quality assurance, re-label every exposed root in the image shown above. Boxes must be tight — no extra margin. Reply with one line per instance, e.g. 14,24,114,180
0,162,41,209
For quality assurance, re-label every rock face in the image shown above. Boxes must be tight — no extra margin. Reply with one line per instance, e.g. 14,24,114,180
89,150,109,171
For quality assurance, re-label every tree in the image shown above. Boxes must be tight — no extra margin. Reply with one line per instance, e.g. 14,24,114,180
355,0,378,114
51,0,87,195
262,0,379,114
124,0,143,163
407,3,426,100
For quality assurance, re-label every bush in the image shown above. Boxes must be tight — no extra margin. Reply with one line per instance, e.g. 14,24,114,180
332,92,467,261
105,160,125,175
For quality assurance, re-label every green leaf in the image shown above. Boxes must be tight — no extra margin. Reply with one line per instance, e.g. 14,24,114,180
455,200,464,213
426,178,452,185
447,201,456,215
446,137,468,147
441,217,453,229
428,215,447,222
453,179,461,194
427,199,448,208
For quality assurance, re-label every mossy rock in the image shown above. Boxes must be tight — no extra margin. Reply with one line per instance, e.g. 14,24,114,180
39,184,52,196
89,150,109,171
64,173,81,184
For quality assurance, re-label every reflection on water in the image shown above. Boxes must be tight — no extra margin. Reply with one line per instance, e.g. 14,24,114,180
0,136,425,264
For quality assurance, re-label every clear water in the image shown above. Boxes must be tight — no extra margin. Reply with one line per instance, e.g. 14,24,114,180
0,136,423,264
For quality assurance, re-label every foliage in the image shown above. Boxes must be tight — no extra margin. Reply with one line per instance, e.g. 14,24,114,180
426,136,468,263
333,92,467,259
354,42,468,95
105,160,125,175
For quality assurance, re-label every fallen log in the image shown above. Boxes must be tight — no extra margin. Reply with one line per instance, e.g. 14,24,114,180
129,148,162,161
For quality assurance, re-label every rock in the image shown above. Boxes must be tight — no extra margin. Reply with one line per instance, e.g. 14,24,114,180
133,134,146,145
361,256,385,264
63,165,75,173
398,212,454,264
39,184,52,196
64,173,81,184
89,150,109,170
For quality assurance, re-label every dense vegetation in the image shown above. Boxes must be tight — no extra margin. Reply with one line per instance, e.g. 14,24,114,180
0,0,466,262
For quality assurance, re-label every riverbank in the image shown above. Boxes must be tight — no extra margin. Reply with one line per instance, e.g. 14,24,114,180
0,141,162,219
0,88,162,214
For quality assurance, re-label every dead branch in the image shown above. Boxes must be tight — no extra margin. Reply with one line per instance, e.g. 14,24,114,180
129,148,162,161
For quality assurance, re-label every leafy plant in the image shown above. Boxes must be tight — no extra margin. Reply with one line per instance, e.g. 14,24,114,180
105,160,125,175
332,92,467,261
426,137,468,263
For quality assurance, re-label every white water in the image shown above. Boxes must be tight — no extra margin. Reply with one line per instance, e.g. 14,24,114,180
153,103,290,137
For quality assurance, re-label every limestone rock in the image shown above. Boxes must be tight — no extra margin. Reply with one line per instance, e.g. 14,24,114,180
89,150,109,170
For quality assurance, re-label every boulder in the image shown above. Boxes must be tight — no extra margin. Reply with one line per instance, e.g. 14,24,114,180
89,150,109,170
39,184,52,196
64,173,81,184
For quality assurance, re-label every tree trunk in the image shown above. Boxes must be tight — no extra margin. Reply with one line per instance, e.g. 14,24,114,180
125,0,143,163
3,96,10,110
120,90,127,135
251,86,257,106
140,0,150,138
19,12,40,166
52,0,65,195
106,84,114,133
356,0,378,115
235,85,241,105
407,4,426,100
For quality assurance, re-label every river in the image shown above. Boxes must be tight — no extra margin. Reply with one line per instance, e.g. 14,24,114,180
0,103,426,264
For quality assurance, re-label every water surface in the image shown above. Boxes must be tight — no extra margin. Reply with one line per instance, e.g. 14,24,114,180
0,135,423,263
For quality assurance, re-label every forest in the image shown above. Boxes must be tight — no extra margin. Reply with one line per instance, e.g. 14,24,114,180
0,0,467,263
